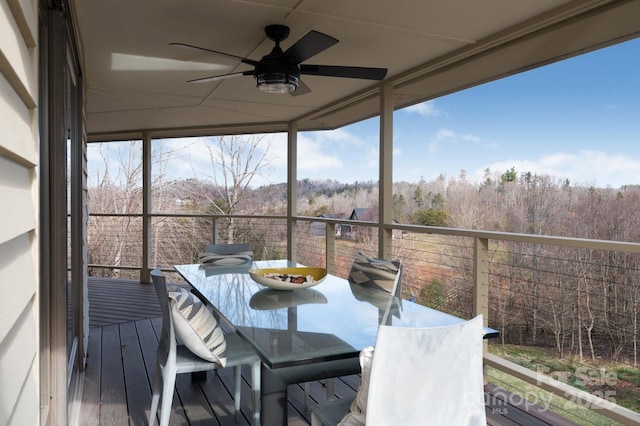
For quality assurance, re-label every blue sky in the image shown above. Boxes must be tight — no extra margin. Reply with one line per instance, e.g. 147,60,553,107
90,37,640,189
288,36,640,188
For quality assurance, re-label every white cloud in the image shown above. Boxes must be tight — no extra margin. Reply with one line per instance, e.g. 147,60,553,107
152,130,372,184
297,135,344,171
428,128,454,153
154,137,221,180
474,150,640,188
428,128,486,154
308,128,366,146
366,144,380,169
297,128,382,181
404,100,440,117
149,135,285,185
462,134,482,143
434,128,456,141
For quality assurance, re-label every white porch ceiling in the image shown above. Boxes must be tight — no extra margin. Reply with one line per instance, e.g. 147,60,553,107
70,0,640,141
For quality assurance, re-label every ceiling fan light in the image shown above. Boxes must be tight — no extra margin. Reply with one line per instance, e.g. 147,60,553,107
256,72,299,94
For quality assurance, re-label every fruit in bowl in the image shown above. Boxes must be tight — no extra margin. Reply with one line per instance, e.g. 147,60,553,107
264,272,315,284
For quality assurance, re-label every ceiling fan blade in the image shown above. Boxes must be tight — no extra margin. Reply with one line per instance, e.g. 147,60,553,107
170,42,261,67
300,64,388,80
290,80,311,97
283,31,338,64
187,70,253,83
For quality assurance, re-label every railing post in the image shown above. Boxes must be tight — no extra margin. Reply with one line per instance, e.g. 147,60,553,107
473,236,489,380
141,132,151,283
213,217,220,244
287,123,298,262
326,222,336,274
473,237,489,321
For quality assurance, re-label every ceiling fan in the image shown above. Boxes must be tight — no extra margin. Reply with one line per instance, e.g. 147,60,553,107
170,24,388,96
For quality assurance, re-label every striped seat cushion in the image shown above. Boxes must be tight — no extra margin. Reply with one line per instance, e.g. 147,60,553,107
348,251,401,295
167,286,227,365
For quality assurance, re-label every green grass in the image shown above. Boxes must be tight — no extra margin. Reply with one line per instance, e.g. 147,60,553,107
487,344,640,425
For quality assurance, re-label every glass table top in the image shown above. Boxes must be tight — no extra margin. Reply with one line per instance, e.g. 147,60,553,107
175,260,495,369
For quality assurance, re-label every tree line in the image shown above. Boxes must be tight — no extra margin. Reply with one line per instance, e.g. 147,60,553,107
394,170,640,366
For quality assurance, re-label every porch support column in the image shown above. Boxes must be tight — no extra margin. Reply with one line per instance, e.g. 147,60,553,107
379,83,394,259
287,123,298,262
141,131,151,283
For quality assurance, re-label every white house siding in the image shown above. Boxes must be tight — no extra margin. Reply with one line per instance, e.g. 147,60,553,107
0,0,40,425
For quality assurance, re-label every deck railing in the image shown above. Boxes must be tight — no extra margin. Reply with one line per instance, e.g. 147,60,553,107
87,212,640,425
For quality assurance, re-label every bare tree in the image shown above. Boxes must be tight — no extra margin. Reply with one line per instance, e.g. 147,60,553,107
182,134,278,244
87,141,144,277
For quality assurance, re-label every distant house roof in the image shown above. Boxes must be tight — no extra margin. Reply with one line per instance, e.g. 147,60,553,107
347,208,400,225
318,213,339,219
349,208,377,221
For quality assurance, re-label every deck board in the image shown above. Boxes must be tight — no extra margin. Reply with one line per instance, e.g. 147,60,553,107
88,278,161,327
82,326,102,426
99,324,129,425
121,321,154,426
82,277,578,425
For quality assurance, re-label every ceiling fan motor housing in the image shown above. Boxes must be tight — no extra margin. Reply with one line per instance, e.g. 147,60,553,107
254,55,300,93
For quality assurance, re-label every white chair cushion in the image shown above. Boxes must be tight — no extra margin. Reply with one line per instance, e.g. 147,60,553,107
366,317,486,425
338,346,374,426
167,286,227,365
313,317,486,426
348,251,400,294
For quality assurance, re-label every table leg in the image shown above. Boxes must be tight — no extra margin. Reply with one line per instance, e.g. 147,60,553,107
260,357,361,425
261,364,288,426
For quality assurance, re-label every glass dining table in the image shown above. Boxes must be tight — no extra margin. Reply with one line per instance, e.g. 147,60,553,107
175,260,498,426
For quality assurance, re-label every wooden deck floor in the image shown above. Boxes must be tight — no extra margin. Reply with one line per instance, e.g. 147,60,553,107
82,277,578,425
88,277,164,328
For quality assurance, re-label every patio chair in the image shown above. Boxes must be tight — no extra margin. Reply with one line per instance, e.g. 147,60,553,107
149,268,261,426
199,243,253,266
347,250,403,297
304,251,402,409
311,315,486,426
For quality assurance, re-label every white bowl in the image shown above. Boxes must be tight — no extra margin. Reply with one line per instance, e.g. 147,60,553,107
249,267,327,290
